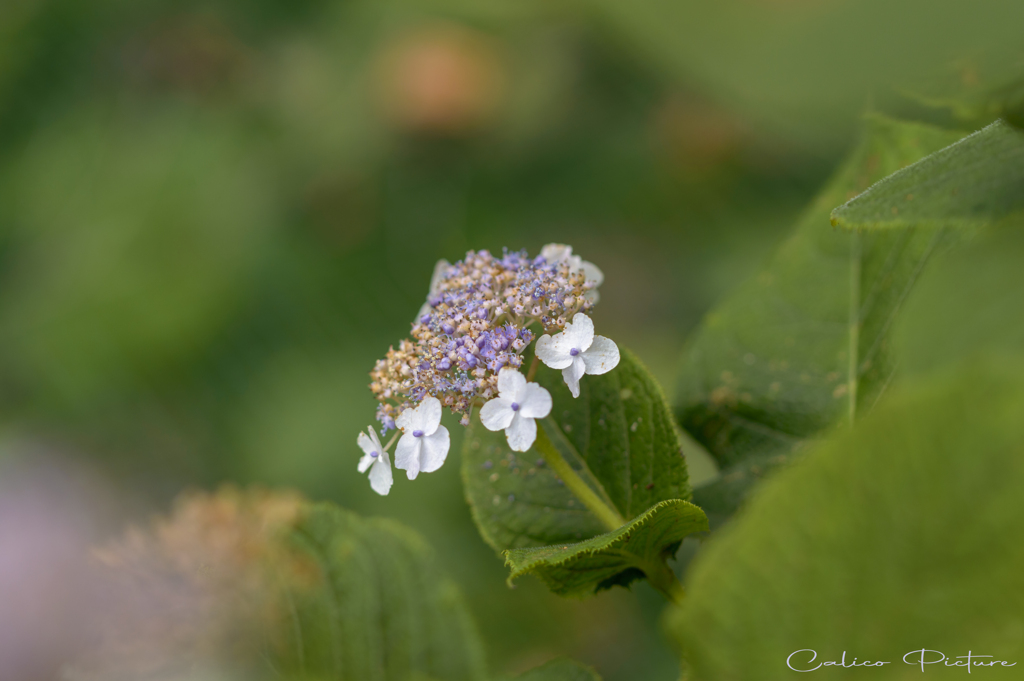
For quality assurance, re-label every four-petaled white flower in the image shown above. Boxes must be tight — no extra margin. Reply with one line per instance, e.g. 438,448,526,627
416,258,451,321
479,368,553,451
541,243,603,303
535,313,619,398
395,396,451,479
357,427,393,496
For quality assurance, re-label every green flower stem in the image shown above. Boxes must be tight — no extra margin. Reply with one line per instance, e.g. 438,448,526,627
525,355,540,382
847,229,861,427
534,423,626,532
642,554,687,606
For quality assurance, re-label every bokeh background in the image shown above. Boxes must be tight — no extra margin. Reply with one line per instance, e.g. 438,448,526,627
2,0,1023,679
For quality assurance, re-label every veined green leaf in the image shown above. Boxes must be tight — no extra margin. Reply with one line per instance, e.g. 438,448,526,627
463,348,690,551
508,658,602,681
462,348,696,598
282,503,488,681
675,115,967,518
667,363,1024,681
831,120,1024,231
504,499,706,599
70,491,487,681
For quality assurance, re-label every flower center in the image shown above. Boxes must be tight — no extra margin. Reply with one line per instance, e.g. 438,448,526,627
370,451,379,458
510,402,520,412
413,430,424,438
569,347,580,356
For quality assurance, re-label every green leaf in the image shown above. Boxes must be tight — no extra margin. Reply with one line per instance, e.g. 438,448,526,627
504,499,707,599
508,657,602,681
68,491,488,681
282,503,488,681
461,347,697,598
463,347,691,551
675,115,967,517
896,221,1024,377
831,120,1024,231
666,362,1024,681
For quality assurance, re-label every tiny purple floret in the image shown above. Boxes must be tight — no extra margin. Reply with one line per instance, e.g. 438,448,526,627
413,430,424,438
370,451,379,458
570,347,580,356
511,402,520,412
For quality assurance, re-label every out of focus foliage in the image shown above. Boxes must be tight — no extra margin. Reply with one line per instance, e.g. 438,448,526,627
667,81,1024,681
2,0,1024,679
669,363,1024,681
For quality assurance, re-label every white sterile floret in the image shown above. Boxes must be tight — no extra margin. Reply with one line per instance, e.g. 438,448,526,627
479,368,553,451
394,396,451,479
535,312,620,398
357,427,393,495
416,258,451,320
540,243,604,302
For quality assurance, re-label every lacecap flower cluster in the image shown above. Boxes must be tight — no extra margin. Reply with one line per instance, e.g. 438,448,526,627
356,244,620,495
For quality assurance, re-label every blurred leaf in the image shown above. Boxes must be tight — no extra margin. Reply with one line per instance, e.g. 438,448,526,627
284,503,488,681
831,120,1024,231
896,222,1024,377
504,499,706,599
462,348,690,552
675,115,966,518
666,362,1024,681
509,657,602,681
75,490,487,681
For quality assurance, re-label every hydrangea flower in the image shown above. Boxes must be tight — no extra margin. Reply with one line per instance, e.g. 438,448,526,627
479,368,552,451
360,244,616,495
371,247,599,429
540,243,603,303
357,427,393,495
394,396,451,479
535,313,620,398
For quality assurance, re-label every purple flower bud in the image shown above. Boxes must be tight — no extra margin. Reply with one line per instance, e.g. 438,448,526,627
437,358,452,371
442,323,455,335
466,355,478,368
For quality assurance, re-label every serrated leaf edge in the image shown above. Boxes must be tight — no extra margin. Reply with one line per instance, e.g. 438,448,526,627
502,498,707,587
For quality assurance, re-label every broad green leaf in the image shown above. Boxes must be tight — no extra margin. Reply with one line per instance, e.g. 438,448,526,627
896,221,1024,377
504,499,706,599
462,347,697,598
281,503,488,681
666,362,1024,681
463,347,690,551
831,120,1024,231
508,658,602,681
71,490,487,681
675,115,966,517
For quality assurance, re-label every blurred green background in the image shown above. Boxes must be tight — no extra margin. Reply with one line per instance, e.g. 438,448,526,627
1,0,1022,678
